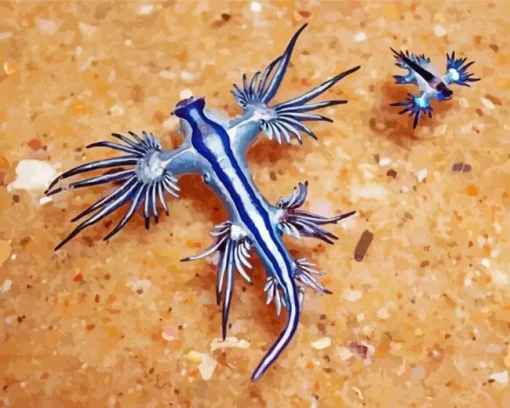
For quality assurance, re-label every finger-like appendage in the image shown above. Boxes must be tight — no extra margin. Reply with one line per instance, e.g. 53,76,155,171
45,156,139,194
231,25,307,110
229,26,359,153
391,48,431,70
294,258,331,295
54,179,140,251
276,181,356,243
222,245,235,340
180,221,253,340
390,47,431,86
263,258,329,319
275,66,360,111
261,65,360,144
260,24,308,104
390,92,433,129
102,184,147,242
444,51,481,87
70,176,138,223
48,131,184,250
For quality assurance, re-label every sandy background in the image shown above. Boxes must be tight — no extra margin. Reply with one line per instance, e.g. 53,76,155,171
1,1,509,407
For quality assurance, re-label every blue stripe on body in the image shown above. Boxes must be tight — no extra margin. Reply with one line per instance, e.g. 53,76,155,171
189,112,295,295
184,105,301,381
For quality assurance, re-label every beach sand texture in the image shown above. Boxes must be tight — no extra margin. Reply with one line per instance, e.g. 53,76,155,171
1,1,509,407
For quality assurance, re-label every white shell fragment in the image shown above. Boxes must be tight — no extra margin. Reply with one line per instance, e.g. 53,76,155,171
7,160,59,192
337,346,354,361
415,168,428,182
353,32,367,42
185,351,217,380
343,289,362,302
210,337,250,351
433,24,447,37
311,337,332,350
490,370,508,385
0,279,13,294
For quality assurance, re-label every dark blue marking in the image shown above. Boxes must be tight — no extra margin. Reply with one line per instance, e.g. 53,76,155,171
186,110,296,297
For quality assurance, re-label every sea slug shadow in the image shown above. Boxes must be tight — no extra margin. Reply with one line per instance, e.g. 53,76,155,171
368,81,452,149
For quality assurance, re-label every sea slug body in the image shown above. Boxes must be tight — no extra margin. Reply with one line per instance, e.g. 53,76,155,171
46,24,359,382
390,48,480,128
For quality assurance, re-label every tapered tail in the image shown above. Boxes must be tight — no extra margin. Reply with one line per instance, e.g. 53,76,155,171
251,281,300,382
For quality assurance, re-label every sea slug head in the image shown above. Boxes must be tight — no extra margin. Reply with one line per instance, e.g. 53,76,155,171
172,96,206,119
436,82,453,101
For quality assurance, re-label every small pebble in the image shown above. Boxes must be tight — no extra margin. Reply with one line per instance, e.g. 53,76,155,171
126,279,152,294
353,32,367,42
79,56,94,72
343,289,362,302
108,69,116,84
356,185,388,199
311,337,332,350
78,22,97,36
181,71,194,82
484,94,502,106
109,105,125,116
349,341,375,364
186,352,217,380
415,168,427,182
3,61,16,76
0,279,13,293
433,24,447,37
452,163,463,172
138,4,154,15
37,18,58,35
250,1,262,12
186,351,205,364
481,97,495,110
180,89,193,100
377,308,390,319
386,169,397,178
39,196,52,205
352,386,364,401
491,270,508,285
161,328,176,342
210,337,250,351
354,230,374,262
489,370,508,385
7,160,58,192
481,258,490,269
337,346,354,361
